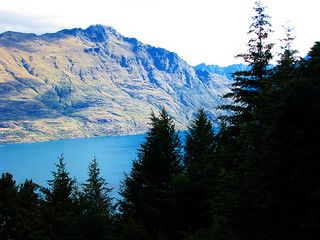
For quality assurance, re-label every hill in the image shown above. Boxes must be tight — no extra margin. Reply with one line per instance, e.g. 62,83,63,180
0,25,232,143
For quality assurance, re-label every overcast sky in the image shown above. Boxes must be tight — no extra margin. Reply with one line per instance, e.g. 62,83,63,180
1,0,319,66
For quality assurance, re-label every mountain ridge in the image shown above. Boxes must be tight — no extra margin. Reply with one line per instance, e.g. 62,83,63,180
0,25,232,143
195,63,250,80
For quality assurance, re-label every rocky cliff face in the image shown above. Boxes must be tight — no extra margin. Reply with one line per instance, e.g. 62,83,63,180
195,63,250,80
0,25,232,143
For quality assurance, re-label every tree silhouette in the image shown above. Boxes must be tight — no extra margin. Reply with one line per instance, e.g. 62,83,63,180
119,108,183,238
79,157,114,240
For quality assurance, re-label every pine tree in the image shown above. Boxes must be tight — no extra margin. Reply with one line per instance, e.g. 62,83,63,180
266,42,320,239
184,108,216,174
16,179,43,240
42,154,79,240
79,157,114,240
119,108,183,238
213,2,320,239
292,42,320,239
0,173,19,240
1,174,45,240
181,108,217,233
119,217,149,240
213,1,275,239
222,0,274,124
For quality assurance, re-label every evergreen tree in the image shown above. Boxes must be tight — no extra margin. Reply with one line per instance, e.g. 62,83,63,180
180,108,217,233
0,173,44,240
262,25,299,134
0,173,19,239
119,108,183,238
79,157,114,240
42,154,79,240
266,42,320,239
16,179,43,240
291,42,320,238
184,108,216,174
119,217,149,240
222,0,273,123
213,1,275,239
213,1,320,239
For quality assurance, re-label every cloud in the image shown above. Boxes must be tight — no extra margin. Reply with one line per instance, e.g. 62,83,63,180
0,10,62,34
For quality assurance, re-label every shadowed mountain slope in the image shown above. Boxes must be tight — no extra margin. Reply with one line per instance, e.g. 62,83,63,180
0,25,231,143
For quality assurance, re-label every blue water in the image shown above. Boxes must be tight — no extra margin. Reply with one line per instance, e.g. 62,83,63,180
0,134,146,199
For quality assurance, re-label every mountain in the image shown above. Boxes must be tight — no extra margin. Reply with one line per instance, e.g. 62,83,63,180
195,63,250,80
0,25,232,144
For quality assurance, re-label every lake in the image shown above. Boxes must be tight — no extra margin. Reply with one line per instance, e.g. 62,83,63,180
0,134,147,199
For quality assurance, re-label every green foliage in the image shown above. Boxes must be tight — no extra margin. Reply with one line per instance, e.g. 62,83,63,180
185,108,216,174
265,41,320,239
44,154,76,205
214,3,276,236
119,107,183,238
0,174,44,240
119,217,149,240
212,2,320,239
139,108,183,190
178,108,217,234
42,154,79,240
0,173,19,239
79,157,114,240
16,180,44,240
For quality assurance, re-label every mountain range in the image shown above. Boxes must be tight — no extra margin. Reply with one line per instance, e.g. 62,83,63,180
195,63,250,80
0,25,232,143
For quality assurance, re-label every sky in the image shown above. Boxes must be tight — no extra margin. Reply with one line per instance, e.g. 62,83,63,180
0,0,319,67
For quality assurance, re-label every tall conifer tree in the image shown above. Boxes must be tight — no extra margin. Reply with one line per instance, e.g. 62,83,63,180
214,2,320,239
182,108,217,233
214,1,275,239
17,179,43,240
0,174,44,240
267,42,320,239
0,173,19,240
185,108,216,174
79,157,114,240
42,154,79,240
119,108,183,238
